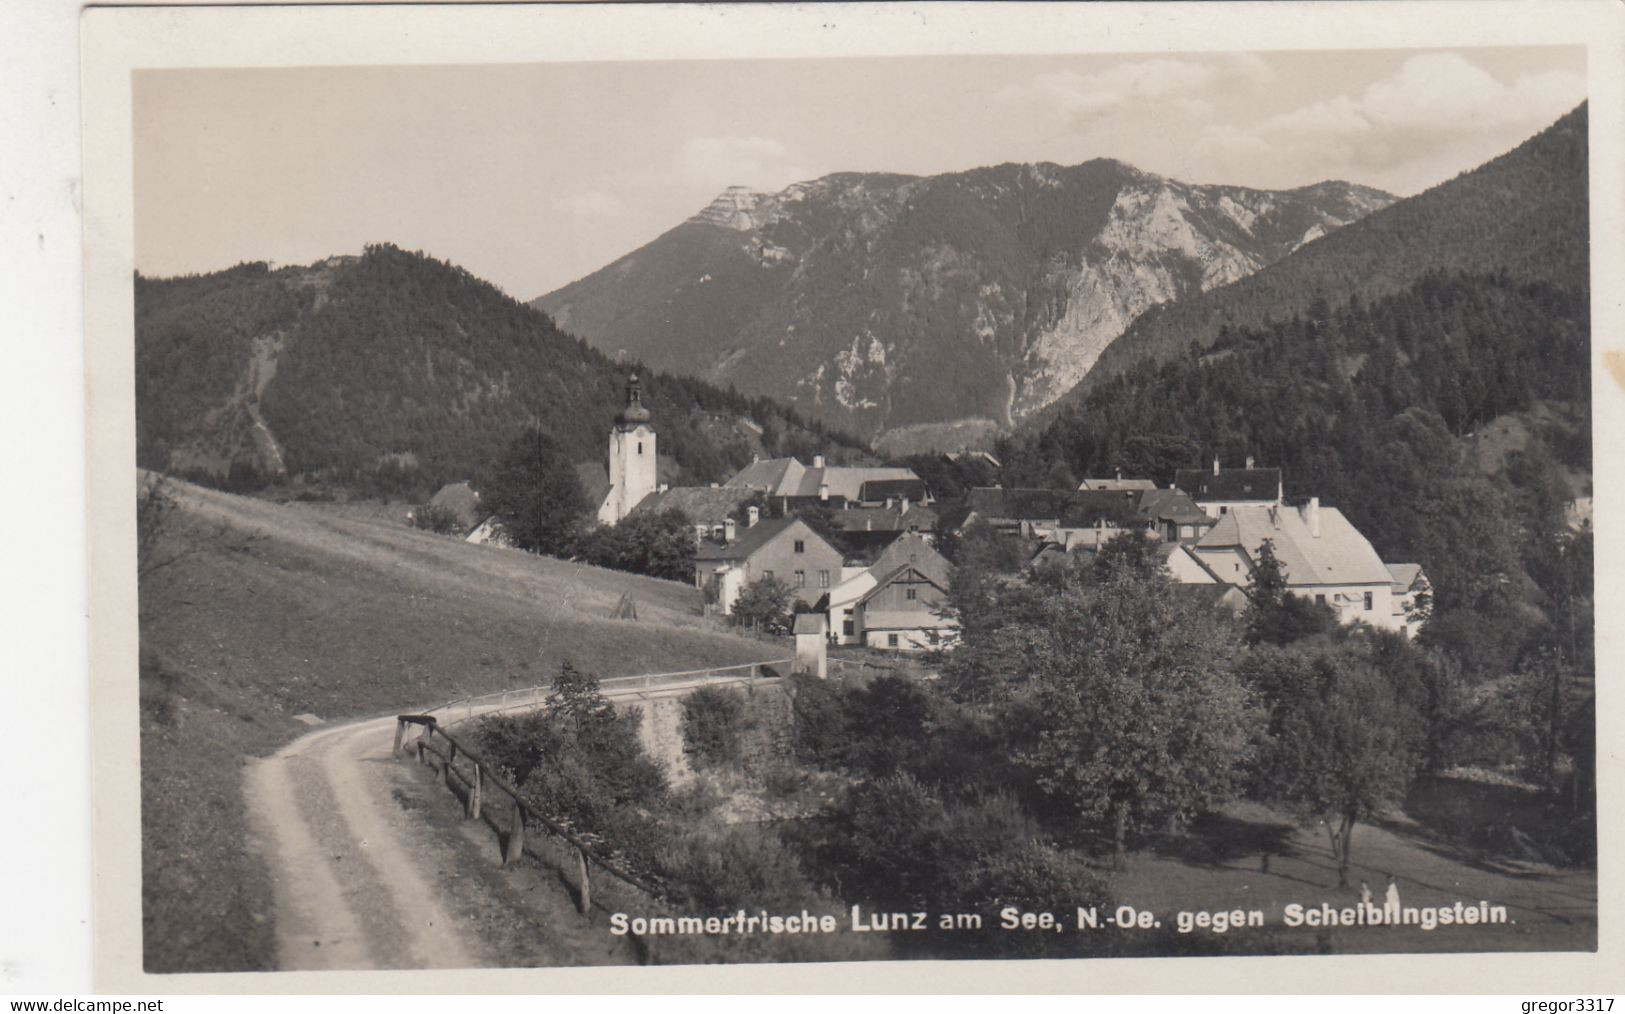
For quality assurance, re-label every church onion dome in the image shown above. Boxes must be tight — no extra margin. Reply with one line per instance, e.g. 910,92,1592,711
615,372,652,426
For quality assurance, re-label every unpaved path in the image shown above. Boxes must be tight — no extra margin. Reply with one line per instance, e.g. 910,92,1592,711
244,672,776,971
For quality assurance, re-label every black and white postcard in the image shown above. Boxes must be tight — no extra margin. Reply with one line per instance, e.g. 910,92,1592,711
81,0,1625,993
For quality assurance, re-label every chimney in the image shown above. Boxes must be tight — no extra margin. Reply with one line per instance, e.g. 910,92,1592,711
813,454,826,469
1245,455,1255,470
1305,497,1321,538
1213,455,1221,476
709,482,719,489
886,497,894,511
819,482,830,502
724,518,737,543
657,482,669,493
1115,467,1123,480
900,496,910,515
746,505,760,528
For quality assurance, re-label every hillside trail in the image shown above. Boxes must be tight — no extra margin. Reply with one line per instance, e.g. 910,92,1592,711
243,672,775,971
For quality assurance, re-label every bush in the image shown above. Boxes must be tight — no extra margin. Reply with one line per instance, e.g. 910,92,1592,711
730,575,793,634
410,503,464,535
679,686,749,769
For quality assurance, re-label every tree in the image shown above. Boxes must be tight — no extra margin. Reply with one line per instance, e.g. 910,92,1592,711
1246,636,1426,887
997,560,1257,869
480,429,589,555
575,508,695,581
1242,539,1337,645
730,575,794,634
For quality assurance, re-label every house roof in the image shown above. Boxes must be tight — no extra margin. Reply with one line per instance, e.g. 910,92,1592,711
1079,477,1157,491
725,457,806,494
965,487,1071,522
1137,488,1212,525
856,563,952,608
575,462,612,510
693,516,832,562
1059,490,1143,527
1195,503,1392,586
870,532,952,586
1387,562,1424,593
631,485,757,527
858,478,930,502
1173,467,1282,502
824,504,939,534
1160,541,1227,583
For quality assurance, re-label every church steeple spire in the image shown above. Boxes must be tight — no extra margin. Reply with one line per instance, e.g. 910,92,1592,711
615,372,651,428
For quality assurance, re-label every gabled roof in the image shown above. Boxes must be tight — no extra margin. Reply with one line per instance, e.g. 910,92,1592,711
1079,477,1157,491
725,457,805,494
693,515,835,562
858,478,930,503
1060,490,1143,527
631,485,757,527
824,504,939,534
1137,488,1212,525
1195,504,1392,586
870,531,952,586
966,487,1070,522
786,466,922,500
1386,563,1424,593
855,561,952,607
1174,467,1282,502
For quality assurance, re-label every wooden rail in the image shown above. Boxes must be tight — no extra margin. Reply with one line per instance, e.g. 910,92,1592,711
395,713,667,912
424,658,792,727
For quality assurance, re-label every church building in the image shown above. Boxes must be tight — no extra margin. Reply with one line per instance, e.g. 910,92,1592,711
596,373,658,526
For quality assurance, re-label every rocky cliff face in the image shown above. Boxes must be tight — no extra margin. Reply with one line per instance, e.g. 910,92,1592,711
534,162,1392,451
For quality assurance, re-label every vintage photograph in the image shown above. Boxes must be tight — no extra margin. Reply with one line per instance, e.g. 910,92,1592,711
109,8,1601,983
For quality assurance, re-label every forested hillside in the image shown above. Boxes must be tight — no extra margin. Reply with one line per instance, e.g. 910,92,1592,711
1058,104,1587,401
1006,270,1591,679
134,245,866,497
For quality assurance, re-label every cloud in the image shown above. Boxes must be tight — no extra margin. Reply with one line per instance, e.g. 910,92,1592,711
676,135,810,191
1197,53,1585,184
999,55,1274,126
552,190,626,219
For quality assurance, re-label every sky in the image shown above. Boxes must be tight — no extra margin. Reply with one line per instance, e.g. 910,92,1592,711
132,47,1585,299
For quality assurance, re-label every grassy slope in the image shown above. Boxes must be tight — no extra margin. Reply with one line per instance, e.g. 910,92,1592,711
138,478,780,972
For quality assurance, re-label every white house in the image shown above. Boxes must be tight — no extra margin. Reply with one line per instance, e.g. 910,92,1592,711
1173,458,1283,519
1188,499,1407,633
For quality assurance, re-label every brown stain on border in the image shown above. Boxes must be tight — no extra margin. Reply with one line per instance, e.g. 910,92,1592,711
1605,350,1625,393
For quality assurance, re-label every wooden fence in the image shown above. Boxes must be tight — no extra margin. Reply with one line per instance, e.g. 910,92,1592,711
394,658,794,917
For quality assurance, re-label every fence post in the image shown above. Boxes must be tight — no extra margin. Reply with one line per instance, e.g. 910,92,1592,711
444,741,457,785
504,801,525,866
393,719,406,757
468,763,482,821
576,847,591,914
416,741,425,766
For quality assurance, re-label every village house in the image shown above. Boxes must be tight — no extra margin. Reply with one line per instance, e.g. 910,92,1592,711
1187,498,1414,634
1172,457,1283,518
962,485,1210,547
693,514,844,616
844,532,956,652
1386,562,1431,639
629,483,759,543
826,531,954,649
726,455,930,508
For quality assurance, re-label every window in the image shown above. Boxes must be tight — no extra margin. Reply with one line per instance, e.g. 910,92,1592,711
793,539,805,553
843,619,854,636
887,633,899,648
1364,591,1374,611
906,587,918,601
794,570,805,588
1315,594,1326,605
763,570,773,582
637,440,643,454
819,570,829,589
1220,506,1229,515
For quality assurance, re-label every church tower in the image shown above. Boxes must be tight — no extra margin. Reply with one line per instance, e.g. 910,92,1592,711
597,372,657,525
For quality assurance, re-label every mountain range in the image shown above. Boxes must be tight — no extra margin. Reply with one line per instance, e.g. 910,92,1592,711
533,161,1393,452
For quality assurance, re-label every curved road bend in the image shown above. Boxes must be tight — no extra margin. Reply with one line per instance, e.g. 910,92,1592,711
244,672,769,971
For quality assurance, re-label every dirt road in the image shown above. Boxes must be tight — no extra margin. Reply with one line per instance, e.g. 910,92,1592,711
243,671,778,971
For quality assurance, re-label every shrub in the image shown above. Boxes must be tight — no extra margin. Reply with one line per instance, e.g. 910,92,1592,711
730,575,793,634
410,503,464,535
679,686,749,769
